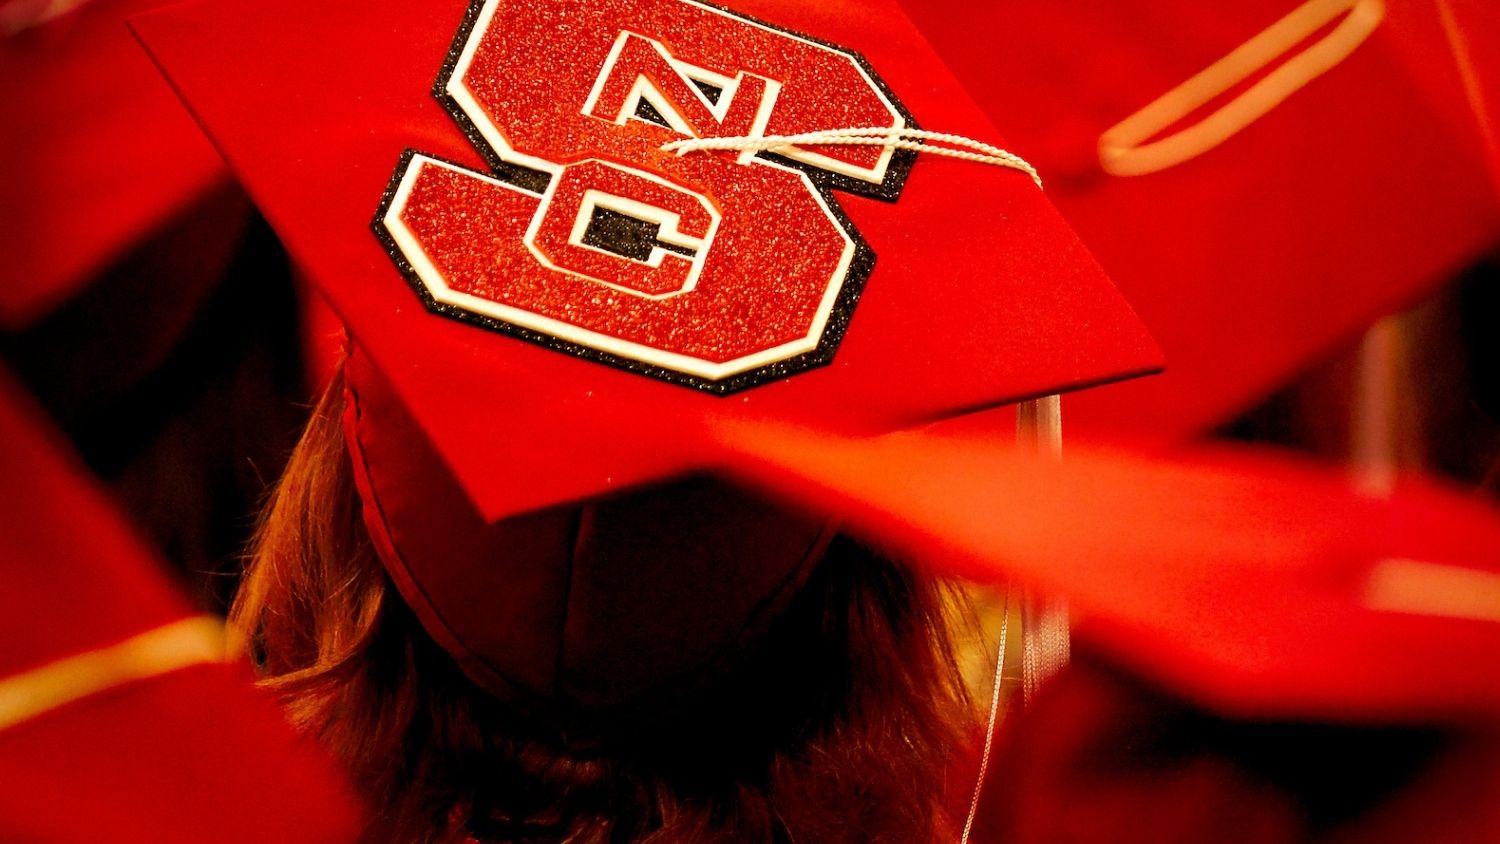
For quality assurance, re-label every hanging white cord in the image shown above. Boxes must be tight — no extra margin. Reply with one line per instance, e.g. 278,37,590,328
1016,396,1069,705
959,590,1010,844
662,127,1043,189
1353,317,1401,498
668,125,1037,842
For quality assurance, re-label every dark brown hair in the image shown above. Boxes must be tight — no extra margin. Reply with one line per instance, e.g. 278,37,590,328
231,367,978,843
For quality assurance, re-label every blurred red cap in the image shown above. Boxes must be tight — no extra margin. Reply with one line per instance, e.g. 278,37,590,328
0,0,234,330
0,366,363,843
974,655,1500,844
902,0,1500,442
715,421,1500,725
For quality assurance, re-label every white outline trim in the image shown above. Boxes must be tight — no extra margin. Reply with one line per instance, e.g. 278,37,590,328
582,30,744,128
581,31,633,122
412,0,881,380
451,0,905,185
384,155,855,381
676,0,904,183
520,158,719,300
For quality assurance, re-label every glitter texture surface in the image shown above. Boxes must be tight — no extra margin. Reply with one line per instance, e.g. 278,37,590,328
398,158,848,364
466,0,904,180
380,0,918,390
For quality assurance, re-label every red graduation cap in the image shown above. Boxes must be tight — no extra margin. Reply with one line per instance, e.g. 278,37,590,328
973,657,1500,844
0,0,235,330
714,422,1500,725
0,366,363,843
132,0,1160,712
901,0,1500,442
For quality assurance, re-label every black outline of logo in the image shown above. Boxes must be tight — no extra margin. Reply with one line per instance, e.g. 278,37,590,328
373,0,919,395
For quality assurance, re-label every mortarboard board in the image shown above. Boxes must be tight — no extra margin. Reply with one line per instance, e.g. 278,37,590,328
713,421,1500,725
132,0,1161,713
0,366,363,843
901,0,1500,443
0,0,237,330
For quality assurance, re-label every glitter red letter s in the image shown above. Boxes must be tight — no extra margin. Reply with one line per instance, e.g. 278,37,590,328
376,0,915,393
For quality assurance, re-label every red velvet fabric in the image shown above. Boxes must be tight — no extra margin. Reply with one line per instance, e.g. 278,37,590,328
344,342,831,713
901,0,1500,442
0,367,363,842
132,0,1162,522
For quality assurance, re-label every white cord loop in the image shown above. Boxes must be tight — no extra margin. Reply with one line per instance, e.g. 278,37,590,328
662,127,1043,189
1097,0,1384,176
960,590,1010,844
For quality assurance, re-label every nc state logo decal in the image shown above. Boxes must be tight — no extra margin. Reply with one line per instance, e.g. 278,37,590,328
376,0,916,393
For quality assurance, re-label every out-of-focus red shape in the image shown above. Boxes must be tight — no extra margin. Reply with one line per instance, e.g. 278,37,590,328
970,654,1500,844
0,367,363,844
0,0,231,329
713,420,1500,725
901,0,1500,443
